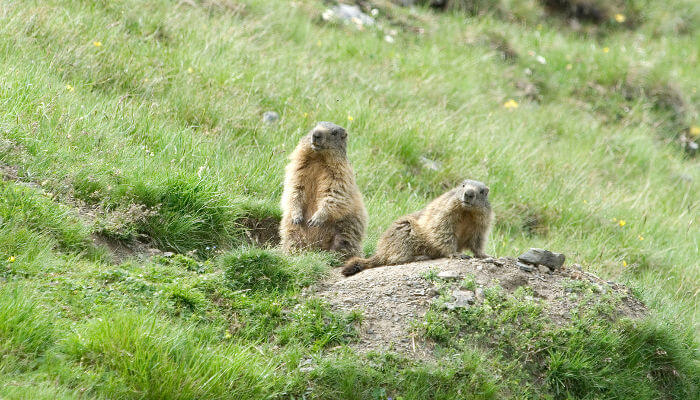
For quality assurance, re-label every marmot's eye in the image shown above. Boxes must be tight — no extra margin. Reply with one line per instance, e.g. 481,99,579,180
331,131,337,136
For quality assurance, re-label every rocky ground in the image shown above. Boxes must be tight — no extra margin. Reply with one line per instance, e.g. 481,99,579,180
315,256,647,359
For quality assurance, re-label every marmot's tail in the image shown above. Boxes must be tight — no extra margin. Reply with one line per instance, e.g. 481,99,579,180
341,255,383,276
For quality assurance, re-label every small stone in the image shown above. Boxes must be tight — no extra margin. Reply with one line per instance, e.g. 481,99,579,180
483,257,496,263
518,262,535,272
537,265,550,274
492,258,505,266
437,270,461,280
323,4,375,26
163,251,175,258
262,111,279,123
475,288,485,300
572,263,583,271
476,265,483,271
299,366,314,373
419,156,441,171
451,290,475,307
518,248,565,269
412,289,425,296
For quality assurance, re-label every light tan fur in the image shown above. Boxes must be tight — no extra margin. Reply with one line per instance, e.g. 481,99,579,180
342,179,493,276
280,122,367,260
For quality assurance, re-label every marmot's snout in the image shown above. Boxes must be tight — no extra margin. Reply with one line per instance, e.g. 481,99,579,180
311,131,323,150
463,189,476,204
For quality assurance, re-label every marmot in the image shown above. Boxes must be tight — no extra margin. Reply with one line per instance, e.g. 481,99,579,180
342,179,493,276
279,122,367,260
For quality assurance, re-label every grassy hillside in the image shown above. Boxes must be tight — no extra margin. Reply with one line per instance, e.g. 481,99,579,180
0,0,698,398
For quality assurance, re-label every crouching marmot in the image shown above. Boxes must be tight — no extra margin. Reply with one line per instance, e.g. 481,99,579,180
342,179,493,276
280,122,367,260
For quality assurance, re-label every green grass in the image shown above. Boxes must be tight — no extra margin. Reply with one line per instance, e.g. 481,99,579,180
0,0,698,398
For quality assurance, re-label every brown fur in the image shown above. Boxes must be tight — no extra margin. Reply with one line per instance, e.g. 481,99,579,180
342,179,493,276
280,122,367,260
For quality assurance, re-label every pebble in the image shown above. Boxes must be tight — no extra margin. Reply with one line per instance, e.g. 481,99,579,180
262,111,279,123
322,4,375,27
437,270,461,280
475,287,485,300
492,259,505,266
518,262,535,272
419,156,441,171
537,265,550,274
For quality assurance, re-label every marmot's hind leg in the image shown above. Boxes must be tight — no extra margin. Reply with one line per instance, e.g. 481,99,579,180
330,233,362,260
330,215,365,260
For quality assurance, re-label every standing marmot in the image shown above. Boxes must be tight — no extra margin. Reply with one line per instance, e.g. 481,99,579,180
280,122,367,260
342,179,493,276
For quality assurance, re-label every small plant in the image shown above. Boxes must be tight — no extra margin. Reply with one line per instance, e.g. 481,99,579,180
460,273,477,291
221,248,293,292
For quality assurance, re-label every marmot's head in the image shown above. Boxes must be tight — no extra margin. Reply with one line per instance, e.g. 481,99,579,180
307,122,347,153
456,179,490,208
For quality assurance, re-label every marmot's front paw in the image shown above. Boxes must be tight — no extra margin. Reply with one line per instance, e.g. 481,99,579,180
291,215,304,225
307,213,326,227
473,252,489,259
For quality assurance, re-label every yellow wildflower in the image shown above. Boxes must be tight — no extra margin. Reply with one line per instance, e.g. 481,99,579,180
347,115,354,121
614,14,626,23
565,64,573,70
618,220,626,227
303,112,308,117
503,99,519,109
622,260,627,267
224,330,232,339
7,256,15,263
638,235,644,241
187,67,194,73
603,47,610,53
93,41,102,47
65,84,74,92
316,40,322,47
689,125,700,137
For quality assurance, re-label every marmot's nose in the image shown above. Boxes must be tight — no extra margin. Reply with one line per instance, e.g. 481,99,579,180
312,133,322,141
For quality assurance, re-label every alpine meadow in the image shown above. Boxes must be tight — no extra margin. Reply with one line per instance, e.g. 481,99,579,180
0,0,698,399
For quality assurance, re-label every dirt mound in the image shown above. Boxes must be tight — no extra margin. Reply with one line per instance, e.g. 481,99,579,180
315,256,646,358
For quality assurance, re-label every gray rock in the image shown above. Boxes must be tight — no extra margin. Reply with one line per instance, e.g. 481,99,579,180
537,265,550,274
322,4,375,27
518,248,565,269
492,258,505,266
517,262,535,272
419,156,441,171
262,111,279,123
445,290,475,309
452,290,475,305
163,251,175,258
437,270,461,280
475,287,485,300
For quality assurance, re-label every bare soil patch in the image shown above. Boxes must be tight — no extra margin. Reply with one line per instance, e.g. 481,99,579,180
315,256,646,359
